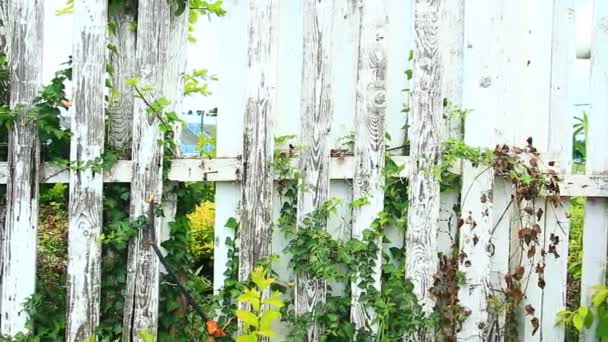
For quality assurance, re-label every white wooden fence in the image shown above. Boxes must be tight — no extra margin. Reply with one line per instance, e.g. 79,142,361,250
1,0,608,341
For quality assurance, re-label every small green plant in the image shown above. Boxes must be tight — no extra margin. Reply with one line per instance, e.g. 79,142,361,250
236,266,284,342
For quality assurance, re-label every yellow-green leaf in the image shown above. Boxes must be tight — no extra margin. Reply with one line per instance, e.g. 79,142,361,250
259,309,281,332
236,310,259,328
262,291,284,308
239,288,261,311
251,266,274,290
593,290,608,307
257,329,276,337
236,333,258,342
573,312,584,332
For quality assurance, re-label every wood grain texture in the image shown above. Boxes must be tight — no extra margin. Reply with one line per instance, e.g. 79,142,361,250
295,0,335,339
350,0,387,333
107,0,137,157
122,0,170,339
406,0,442,316
581,1,608,341
1,0,43,336
65,0,107,340
238,0,277,284
541,1,575,340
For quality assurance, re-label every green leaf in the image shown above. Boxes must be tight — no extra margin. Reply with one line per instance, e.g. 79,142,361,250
251,266,274,290
225,217,239,229
259,309,281,333
236,310,258,328
598,318,608,337
239,288,261,311
236,333,258,342
262,291,284,308
573,312,584,332
594,290,608,307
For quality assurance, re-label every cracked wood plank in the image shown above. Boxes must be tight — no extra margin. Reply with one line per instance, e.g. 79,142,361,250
1,0,44,336
295,0,335,340
122,0,170,339
350,0,387,334
65,0,107,340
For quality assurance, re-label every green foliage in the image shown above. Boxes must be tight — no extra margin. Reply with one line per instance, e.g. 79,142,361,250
184,69,217,97
186,1,227,42
236,267,284,341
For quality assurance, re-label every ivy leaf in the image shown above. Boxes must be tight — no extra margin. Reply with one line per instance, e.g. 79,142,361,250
225,217,239,229
236,333,258,342
251,266,274,290
261,291,284,308
236,310,258,328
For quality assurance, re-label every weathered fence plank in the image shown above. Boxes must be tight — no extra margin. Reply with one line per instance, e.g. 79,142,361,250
1,0,44,336
295,0,335,339
581,1,608,341
541,0,575,339
122,0,170,339
436,0,464,256
406,0,443,319
457,1,511,339
107,0,137,157
238,0,277,284
350,0,387,333
65,0,107,340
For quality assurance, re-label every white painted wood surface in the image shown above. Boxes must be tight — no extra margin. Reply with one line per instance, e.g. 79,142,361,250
541,1,575,340
295,0,335,339
458,1,510,339
581,1,608,341
212,0,248,293
238,0,278,284
350,0,387,333
65,0,107,340
122,0,171,339
406,0,443,317
107,0,137,157
1,0,44,336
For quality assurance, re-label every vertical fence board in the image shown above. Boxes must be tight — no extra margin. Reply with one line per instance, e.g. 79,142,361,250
542,0,575,340
295,0,335,339
65,0,107,340
327,0,358,298
458,1,510,339
406,0,443,318
238,0,278,283
581,1,608,341
107,0,137,157
1,0,44,336
436,0,464,256
122,0,171,339
213,0,248,293
350,0,387,332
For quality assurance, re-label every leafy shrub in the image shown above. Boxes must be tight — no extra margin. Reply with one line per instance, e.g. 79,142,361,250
187,201,215,259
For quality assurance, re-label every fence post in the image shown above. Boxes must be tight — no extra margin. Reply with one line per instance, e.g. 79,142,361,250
295,0,335,340
542,0,575,339
0,0,44,336
350,0,387,333
122,0,170,339
581,1,608,341
406,0,443,321
457,1,511,339
65,0,107,340
238,0,277,288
